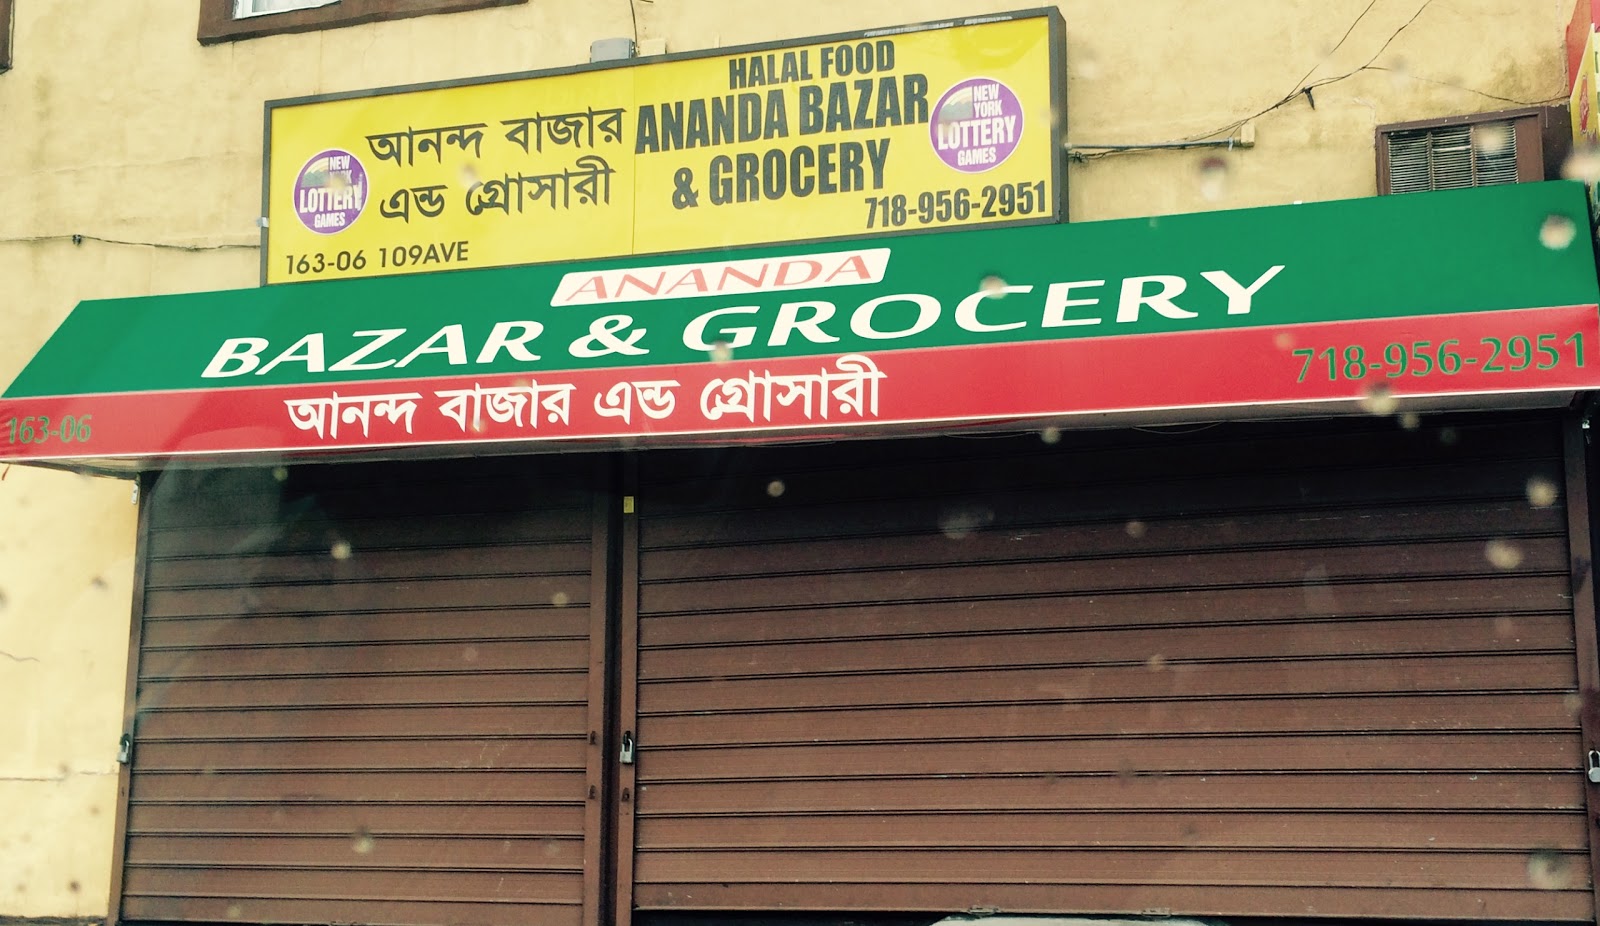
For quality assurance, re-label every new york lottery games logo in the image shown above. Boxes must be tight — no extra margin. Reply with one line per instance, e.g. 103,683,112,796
930,78,1023,173
294,149,368,234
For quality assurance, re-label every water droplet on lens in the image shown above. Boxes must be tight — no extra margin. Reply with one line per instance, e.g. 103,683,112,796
1358,383,1398,416
1399,412,1421,430
1039,426,1062,445
330,540,353,560
709,340,734,362
939,504,994,539
1438,427,1458,446
1563,144,1600,184
226,904,244,920
1273,332,1295,350
1076,55,1102,80
460,162,481,189
1197,156,1229,202
1385,57,1411,90
766,479,786,497
462,645,479,662
551,591,570,607
980,274,1007,295
1473,122,1512,156
1484,539,1524,570
1124,520,1147,538
1540,214,1577,250
352,828,375,855
1526,476,1559,508
272,466,289,482
1527,849,1572,890
1302,564,1337,614
1146,654,1167,671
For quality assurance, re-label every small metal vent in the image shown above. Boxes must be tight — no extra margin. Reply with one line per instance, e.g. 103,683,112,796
1386,120,1518,194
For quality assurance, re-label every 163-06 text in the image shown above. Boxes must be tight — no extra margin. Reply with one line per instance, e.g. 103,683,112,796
6,414,91,445
282,241,470,277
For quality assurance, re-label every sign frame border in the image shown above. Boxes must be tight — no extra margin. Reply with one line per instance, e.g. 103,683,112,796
257,7,1068,285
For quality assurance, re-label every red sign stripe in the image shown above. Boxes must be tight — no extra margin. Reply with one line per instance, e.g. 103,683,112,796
3,305,1596,463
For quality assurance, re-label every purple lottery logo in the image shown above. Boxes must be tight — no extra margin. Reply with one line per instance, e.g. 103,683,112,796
930,78,1024,173
293,149,367,234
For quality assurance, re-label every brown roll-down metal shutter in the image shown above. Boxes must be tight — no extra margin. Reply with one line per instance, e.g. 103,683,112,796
116,456,608,926
627,415,1595,921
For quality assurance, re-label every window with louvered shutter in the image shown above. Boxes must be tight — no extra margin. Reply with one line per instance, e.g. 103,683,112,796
1385,122,1517,193
0,0,12,72
197,0,528,45
1376,108,1560,195
232,0,337,17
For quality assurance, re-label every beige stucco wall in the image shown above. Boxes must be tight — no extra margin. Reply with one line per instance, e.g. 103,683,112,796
0,0,1574,917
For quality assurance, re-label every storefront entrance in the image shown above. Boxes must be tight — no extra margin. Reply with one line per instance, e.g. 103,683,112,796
111,412,1600,925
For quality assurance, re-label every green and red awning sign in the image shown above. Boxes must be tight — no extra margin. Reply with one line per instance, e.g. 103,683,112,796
4,182,1599,467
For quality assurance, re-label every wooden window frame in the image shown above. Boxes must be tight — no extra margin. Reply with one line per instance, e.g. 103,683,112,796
198,0,527,45
1375,106,1570,195
1,0,14,72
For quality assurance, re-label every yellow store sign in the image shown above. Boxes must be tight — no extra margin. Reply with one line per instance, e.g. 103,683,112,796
263,9,1063,283
1571,25,1599,224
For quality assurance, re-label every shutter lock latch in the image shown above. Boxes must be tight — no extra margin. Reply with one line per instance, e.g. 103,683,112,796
117,733,133,765
620,731,636,765
1587,750,1600,783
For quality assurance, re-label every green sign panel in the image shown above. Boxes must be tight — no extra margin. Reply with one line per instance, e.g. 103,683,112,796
2,182,1596,465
